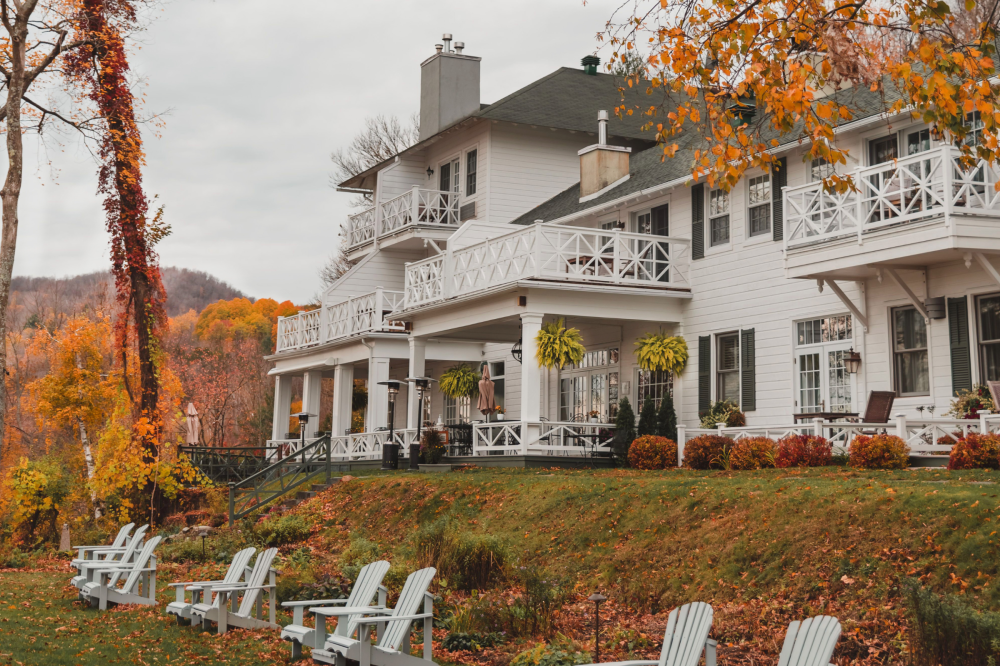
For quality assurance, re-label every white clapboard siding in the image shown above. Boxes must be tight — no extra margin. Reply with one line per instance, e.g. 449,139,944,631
325,249,427,300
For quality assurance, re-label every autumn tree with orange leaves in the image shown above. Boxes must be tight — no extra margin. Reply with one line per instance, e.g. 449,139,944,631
603,0,1000,190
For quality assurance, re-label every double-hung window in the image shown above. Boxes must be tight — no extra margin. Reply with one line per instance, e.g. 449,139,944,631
747,174,771,237
966,111,984,148
811,158,835,182
465,149,478,196
708,188,730,247
716,333,740,403
892,306,929,396
444,395,471,424
978,295,1000,381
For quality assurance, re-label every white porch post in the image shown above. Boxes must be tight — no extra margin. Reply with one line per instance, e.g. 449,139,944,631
302,370,323,438
271,375,293,441
520,313,544,453
367,357,391,431
332,364,355,437
407,337,427,429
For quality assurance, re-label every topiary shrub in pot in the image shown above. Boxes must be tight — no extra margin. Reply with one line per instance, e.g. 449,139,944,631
729,436,776,470
947,432,1000,470
849,434,910,470
683,434,731,470
775,434,833,468
627,435,678,470
420,428,447,465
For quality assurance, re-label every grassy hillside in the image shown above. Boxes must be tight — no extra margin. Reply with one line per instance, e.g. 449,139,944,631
274,465,1000,663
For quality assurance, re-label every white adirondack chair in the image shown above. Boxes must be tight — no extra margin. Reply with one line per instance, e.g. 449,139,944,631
311,567,436,666
776,616,841,666
579,602,716,666
165,547,256,626
80,535,163,610
71,522,134,568
72,524,147,575
281,560,391,660
71,525,148,590
191,547,279,634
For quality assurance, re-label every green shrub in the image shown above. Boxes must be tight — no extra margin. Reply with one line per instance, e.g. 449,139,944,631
449,533,510,590
441,631,506,652
637,398,657,437
509,637,590,666
906,581,1000,665
7,457,70,547
699,400,745,429
447,568,566,638
252,514,311,546
339,535,383,581
729,437,776,470
683,434,730,470
421,428,446,465
948,433,1000,470
656,393,678,441
611,398,636,466
627,435,677,470
160,538,209,564
849,434,909,469
0,548,28,569
297,574,351,602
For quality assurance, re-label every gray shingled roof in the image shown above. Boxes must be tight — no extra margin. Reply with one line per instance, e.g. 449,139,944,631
511,78,912,225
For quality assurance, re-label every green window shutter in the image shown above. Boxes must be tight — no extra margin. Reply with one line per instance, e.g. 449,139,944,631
740,328,756,412
948,296,973,394
772,157,787,242
691,183,705,260
698,335,711,413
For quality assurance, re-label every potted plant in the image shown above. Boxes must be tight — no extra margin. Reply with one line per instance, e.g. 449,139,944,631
535,318,585,369
634,331,688,374
495,405,506,421
440,364,480,399
588,409,600,423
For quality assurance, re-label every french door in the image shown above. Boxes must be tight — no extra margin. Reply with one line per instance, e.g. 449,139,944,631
796,343,855,413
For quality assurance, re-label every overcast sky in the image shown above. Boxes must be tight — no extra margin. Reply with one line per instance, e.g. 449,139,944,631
12,0,625,303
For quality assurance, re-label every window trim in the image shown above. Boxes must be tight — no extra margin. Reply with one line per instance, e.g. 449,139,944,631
464,147,479,197
708,187,731,248
976,293,1000,383
746,173,771,238
715,331,740,404
891,304,930,397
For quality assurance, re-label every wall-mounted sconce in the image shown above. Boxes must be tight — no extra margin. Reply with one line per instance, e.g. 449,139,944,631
426,166,434,177
844,348,862,374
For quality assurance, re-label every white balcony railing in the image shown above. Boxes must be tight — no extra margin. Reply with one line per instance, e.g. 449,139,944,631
275,287,405,353
785,144,1000,249
348,186,460,250
403,223,691,309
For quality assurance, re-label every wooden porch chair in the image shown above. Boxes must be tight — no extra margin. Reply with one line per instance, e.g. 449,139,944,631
192,547,280,634
281,560,390,660
579,601,716,666
311,567,437,666
987,381,1000,416
80,535,163,610
775,615,841,666
848,391,896,435
165,547,255,626
71,525,148,589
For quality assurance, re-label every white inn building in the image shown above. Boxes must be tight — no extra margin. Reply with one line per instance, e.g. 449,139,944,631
266,35,1000,465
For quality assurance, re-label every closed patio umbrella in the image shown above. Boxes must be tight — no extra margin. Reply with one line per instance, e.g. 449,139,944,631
477,363,496,416
185,403,200,445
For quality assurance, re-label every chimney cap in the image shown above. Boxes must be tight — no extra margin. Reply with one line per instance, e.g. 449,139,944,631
454,41,465,54
442,32,453,40
581,55,601,75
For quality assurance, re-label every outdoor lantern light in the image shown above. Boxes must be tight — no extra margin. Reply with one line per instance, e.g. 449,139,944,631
291,411,315,462
405,377,437,470
588,592,607,663
426,166,434,178
844,348,862,374
378,380,403,470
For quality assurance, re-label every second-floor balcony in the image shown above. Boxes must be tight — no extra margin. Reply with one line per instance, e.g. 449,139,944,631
349,186,460,251
276,288,405,353
402,223,691,310
783,145,1000,278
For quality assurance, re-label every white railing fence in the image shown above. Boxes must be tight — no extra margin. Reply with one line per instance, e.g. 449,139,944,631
472,421,614,457
268,429,421,463
379,187,459,238
785,145,1000,249
675,413,1000,466
349,206,376,246
405,224,691,308
276,288,405,353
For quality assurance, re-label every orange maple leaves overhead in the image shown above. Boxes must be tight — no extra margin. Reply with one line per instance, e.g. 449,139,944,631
603,0,1000,191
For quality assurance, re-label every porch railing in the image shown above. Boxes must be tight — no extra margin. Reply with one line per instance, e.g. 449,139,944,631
785,144,1000,250
472,421,614,457
404,224,691,309
677,413,1000,464
349,206,376,246
380,186,459,236
275,287,405,353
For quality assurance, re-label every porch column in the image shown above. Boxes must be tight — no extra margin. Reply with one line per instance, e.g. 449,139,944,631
302,370,323,438
271,375,293,441
407,337,427,429
520,313,544,423
367,356,391,431
332,364,355,437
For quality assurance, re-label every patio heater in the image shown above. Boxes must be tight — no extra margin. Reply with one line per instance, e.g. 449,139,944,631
405,377,437,470
290,412,315,463
378,380,403,470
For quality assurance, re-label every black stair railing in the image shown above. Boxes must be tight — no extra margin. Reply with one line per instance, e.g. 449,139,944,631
180,444,282,484
227,434,334,526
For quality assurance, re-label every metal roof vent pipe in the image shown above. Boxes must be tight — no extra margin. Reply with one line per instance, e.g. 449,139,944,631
581,55,601,75
454,41,465,54
598,110,608,146
442,33,453,52
435,43,443,54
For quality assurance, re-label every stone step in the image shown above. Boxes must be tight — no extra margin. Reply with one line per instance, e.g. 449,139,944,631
296,490,316,500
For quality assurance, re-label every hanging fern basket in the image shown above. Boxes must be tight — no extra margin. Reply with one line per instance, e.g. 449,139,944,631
635,332,688,374
439,364,481,399
535,318,586,369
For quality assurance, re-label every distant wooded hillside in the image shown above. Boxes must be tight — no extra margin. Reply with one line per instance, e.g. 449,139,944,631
11,267,249,317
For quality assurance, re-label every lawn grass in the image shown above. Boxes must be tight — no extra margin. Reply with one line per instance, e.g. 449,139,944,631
0,569,291,665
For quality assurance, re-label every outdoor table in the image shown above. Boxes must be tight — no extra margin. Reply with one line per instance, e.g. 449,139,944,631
792,412,858,422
